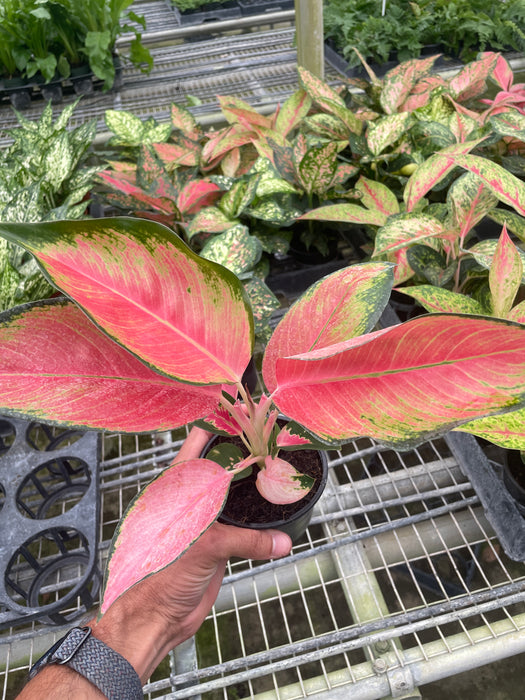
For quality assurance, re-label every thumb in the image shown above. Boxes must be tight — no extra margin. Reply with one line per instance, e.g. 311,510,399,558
209,523,292,561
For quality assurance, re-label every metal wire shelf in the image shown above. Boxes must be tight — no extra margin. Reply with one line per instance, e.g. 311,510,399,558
1,425,524,699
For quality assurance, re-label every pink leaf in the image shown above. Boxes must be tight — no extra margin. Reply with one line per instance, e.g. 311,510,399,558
256,456,314,505
276,425,313,448
271,315,525,449
0,300,221,432
275,89,312,137
263,263,393,392
404,140,484,211
177,180,222,216
452,155,525,216
0,218,253,385
102,458,233,612
356,176,400,217
489,224,523,317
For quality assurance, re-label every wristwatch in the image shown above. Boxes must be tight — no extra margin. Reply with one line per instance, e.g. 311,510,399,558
29,626,143,699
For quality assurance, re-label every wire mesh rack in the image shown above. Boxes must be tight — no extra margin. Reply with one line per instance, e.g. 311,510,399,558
1,422,524,699
0,2,338,148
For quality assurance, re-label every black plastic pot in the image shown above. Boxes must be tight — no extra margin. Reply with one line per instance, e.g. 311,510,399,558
503,450,525,517
446,433,525,561
202,430,328,542
238,0,294,15
71,64,95,96
172,1,241,25
3,77,33,110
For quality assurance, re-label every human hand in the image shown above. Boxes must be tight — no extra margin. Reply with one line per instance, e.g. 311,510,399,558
94,426,292,681
18,427,292,698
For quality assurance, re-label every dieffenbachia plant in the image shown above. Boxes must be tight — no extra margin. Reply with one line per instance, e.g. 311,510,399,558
0,216,525,613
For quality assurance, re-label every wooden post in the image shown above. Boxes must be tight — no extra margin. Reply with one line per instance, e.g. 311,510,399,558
295,0,324,79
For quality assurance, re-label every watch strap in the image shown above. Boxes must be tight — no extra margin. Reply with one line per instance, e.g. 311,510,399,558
29,627,143,699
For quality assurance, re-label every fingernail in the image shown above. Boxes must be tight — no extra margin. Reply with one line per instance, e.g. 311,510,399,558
271,531,292,558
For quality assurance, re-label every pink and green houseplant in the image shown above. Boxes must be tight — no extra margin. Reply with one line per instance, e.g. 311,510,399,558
0,216,524,614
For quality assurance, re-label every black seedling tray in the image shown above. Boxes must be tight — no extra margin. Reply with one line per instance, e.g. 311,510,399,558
0,417,101,629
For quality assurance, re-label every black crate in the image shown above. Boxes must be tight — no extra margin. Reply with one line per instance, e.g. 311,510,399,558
0,418,101,629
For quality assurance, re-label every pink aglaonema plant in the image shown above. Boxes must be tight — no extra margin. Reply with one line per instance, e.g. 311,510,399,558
0,217,525,614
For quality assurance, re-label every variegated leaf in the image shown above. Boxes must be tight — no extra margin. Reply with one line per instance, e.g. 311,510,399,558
297,142,338,195
0,300,221,431
201,224,262,275
244,276,280,340
187,206,238,238
299,203,387,227
447,173,498,237
448,53,498,102
272,315,525,448
379,55,439,114
101,458,233,613
404,140,484,211
508,300,525,323
452,155,525,216
406,245,457,287
373,213,445,256
105,109,145,146
356,176,400,217
489,225,523,318
0,218,253,385
488,209,525,242
459,407,525,450
398,286,485,314
218,174,260,219
366,113,412,156
263,263,394,392
469,239,525,280
171,102,200,139
490,112,525,140
303,113,350,140
248,197,301,226
177,180,221,216
256,456,314,505
274,89,312,137
153,141,199,168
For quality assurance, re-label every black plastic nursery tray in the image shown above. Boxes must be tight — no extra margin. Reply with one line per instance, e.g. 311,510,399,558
0,417,101,629
168,0,293,25
168,1,241,26
0,59,123,111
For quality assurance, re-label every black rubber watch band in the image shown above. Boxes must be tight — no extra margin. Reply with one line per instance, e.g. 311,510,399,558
29,626,143,699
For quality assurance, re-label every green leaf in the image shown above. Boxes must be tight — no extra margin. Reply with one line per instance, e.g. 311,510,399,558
459,407,525,450
297,141,338,195
406,245,457,287
219,174,260,219
447,172,498,236
206,443,245,470
105,110,145,146
452,155,525,217
367,113,412,156
373,213,445,256
201,225,262,275
398,286,485,314
488,209,525,242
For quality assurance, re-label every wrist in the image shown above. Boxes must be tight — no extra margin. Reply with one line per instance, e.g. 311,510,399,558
91,588,180,683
